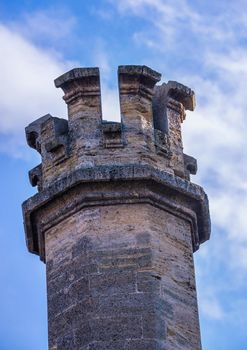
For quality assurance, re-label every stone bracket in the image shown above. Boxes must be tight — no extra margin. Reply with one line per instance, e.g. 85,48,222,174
25,114,52,153
184,154,197,180
167,81,195,112
26,115,70,170
29,164,42,191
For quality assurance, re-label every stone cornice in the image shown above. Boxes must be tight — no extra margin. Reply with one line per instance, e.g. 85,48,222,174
22,164,210,262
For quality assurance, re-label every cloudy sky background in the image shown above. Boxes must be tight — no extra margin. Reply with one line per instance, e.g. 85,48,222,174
0,1,247,349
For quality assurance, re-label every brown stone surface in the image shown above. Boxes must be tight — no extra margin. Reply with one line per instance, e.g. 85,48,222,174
46,204,201,349
22,65,210,349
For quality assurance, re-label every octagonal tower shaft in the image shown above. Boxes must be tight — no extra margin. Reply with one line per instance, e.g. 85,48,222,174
23,65,210,350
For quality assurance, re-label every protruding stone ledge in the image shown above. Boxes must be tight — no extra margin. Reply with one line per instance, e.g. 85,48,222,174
55,67,101,106
23,164,210,262
29,164,42,191
167,81,195,112
118,65,161,82
118,65,161,100
25,114,52,153
152,81,195,131
184,153,197,179
26,114,69,164
54,67,100,89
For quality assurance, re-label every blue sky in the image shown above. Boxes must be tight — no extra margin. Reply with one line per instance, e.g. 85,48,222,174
0,1,247,349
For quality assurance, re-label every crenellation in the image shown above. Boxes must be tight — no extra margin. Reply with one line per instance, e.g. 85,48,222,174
55,67,103,165
54,68,102,128
152,80,196,179
26,66,199,190
118,65,160,153
22,64,210,350
118,65,161,98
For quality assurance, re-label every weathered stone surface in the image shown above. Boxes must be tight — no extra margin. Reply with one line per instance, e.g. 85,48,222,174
28,164,42,190
22,65,210,350
22,164,210,259
102,121,123,148
184,153,198,179
25,114,51,152
43,203,203,349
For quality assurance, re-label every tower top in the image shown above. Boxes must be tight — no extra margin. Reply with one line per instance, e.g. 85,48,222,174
23,65,210,262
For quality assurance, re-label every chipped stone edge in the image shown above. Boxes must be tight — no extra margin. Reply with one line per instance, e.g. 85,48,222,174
54,67,100,88
118,65,161,82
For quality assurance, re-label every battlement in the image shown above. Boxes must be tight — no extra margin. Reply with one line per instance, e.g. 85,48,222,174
25,65,197,191
22,64,210,350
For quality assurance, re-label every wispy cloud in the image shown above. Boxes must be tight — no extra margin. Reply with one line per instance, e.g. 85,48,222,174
112,0,247,55
7,8,77,49
110,0,247,334
0,22,76,157
0,17,120,158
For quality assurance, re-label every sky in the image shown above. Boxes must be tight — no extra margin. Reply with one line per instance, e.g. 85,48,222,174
0,0,247,349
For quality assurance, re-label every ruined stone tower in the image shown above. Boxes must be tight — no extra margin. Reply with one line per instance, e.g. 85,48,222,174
22,65,210,350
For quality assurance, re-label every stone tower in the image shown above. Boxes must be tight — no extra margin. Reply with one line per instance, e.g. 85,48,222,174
22,65,210,350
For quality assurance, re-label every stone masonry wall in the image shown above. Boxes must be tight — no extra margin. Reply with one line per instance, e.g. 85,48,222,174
22,65,210,350
46,203,201,350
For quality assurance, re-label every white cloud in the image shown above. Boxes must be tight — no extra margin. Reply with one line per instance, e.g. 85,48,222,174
113,0,247,54
0,23,75,157
0,18,121,158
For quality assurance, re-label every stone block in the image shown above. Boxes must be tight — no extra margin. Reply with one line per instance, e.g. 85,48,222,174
137,271,161,293
89,315,142,341
89,271,136,296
